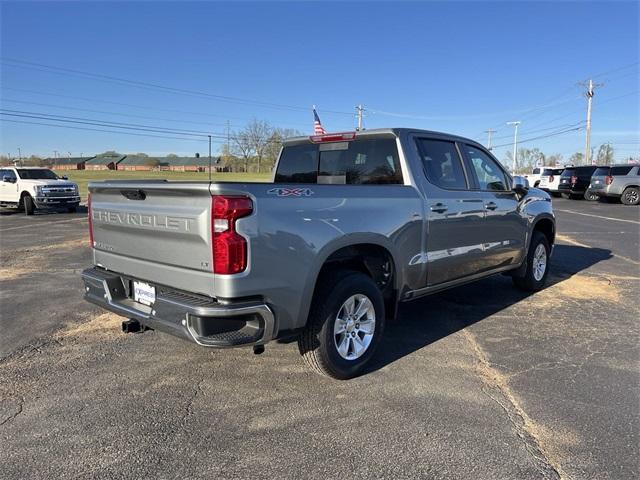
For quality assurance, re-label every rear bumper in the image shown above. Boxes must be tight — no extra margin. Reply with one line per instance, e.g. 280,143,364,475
558,185,584,195
81,267,275,348
591,186,621,197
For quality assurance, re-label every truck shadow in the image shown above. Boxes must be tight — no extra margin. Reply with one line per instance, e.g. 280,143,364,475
366,244,613,375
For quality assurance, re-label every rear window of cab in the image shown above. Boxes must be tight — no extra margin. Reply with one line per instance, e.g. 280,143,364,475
275,138,403,185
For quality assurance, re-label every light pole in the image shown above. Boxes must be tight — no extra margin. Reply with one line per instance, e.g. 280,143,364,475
507,121,521,173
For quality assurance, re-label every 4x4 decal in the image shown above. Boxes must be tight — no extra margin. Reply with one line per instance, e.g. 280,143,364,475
267,187,314,197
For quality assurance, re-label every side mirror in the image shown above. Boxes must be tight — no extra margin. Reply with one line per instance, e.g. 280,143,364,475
2,175,11,183
512,175,529,195
61,175,68,180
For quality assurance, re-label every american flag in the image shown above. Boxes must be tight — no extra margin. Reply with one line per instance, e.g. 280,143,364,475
313,106,326,135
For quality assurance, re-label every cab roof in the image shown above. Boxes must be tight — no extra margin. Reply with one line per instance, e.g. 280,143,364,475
282,128,486,149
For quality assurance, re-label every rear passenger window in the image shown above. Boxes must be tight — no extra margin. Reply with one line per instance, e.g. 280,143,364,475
464,145,509,191
611,166,633,175
274,144,318,183
415,139,467,189
317,138,402,184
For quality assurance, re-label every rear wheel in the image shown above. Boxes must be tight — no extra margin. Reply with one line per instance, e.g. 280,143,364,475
298,271,385,379
621,187,640,206
584,190,599,201
513,231,550,292
22,195,35,215
67,206,77,213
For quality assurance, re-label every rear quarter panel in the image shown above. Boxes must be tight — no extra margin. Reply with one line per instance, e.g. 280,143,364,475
210,182,423,334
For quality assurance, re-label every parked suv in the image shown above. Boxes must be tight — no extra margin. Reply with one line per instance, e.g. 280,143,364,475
590,164,640,205
524,167,543,187
538,167,564,197
82,128,555,379
0,167,81,214
558,165,600,200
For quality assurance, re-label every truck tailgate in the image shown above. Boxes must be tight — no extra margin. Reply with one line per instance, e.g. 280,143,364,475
89,181,213,281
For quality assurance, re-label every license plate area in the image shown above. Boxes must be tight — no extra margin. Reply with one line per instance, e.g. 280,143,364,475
133,281,156,306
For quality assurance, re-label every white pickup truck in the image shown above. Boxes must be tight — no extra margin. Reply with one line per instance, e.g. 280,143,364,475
0,166,81,215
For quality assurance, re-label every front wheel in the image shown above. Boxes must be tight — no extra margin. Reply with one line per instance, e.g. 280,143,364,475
23,195,35,215
513,231,550,292
298,271,385,379
621,187,640,206
67,206,77,213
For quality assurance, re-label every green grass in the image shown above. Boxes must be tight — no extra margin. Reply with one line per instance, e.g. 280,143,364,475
54,170,271,201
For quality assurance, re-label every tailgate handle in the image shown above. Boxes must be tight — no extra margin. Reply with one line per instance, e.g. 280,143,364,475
120,189,146,201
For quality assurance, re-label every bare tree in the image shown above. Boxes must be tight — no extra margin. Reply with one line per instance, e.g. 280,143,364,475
231,119,279,173
596,144,614,165
568,152,584,165
230,128,254,172
546,153,564,166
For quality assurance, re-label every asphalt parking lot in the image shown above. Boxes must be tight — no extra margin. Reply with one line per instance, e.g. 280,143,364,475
1,198,638,480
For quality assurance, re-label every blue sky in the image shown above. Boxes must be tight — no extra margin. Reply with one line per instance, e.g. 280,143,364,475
1,1,638,162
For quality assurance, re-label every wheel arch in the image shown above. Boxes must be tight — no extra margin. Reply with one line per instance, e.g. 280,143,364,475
304,237,402,325
532,216,555,248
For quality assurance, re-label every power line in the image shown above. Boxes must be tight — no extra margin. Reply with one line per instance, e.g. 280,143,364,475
1,87,316,129
490,120,586,142
491,125,585,149
590,61,639,80
1,58,354,116
0,119,212,143
0,109,223,137
1,98,233,128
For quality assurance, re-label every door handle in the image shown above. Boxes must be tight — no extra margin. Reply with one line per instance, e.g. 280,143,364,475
430,203,448,214
485,202,498,211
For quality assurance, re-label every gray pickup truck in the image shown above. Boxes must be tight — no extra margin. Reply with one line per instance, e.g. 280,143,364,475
82,129,555,379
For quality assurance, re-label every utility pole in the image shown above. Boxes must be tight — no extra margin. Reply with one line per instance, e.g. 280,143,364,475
506,121,521,173
208,135,212,183
484,129,497,150
580,79,604,165
226,120,230,154
356,104,365,131
17,147,22,161
53,150,58,159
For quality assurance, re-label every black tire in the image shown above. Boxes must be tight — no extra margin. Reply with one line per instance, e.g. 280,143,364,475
550,192,561,198
22,195,35,215
621,186,640,206
584,190,599,201
67,206,77,213
513,231,550,292
298,270,385,380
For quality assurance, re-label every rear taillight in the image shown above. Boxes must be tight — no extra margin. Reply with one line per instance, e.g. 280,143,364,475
88,193,94,247
570,175,577,185
212,195,253,274
549,175,554,183
605,175,613,185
